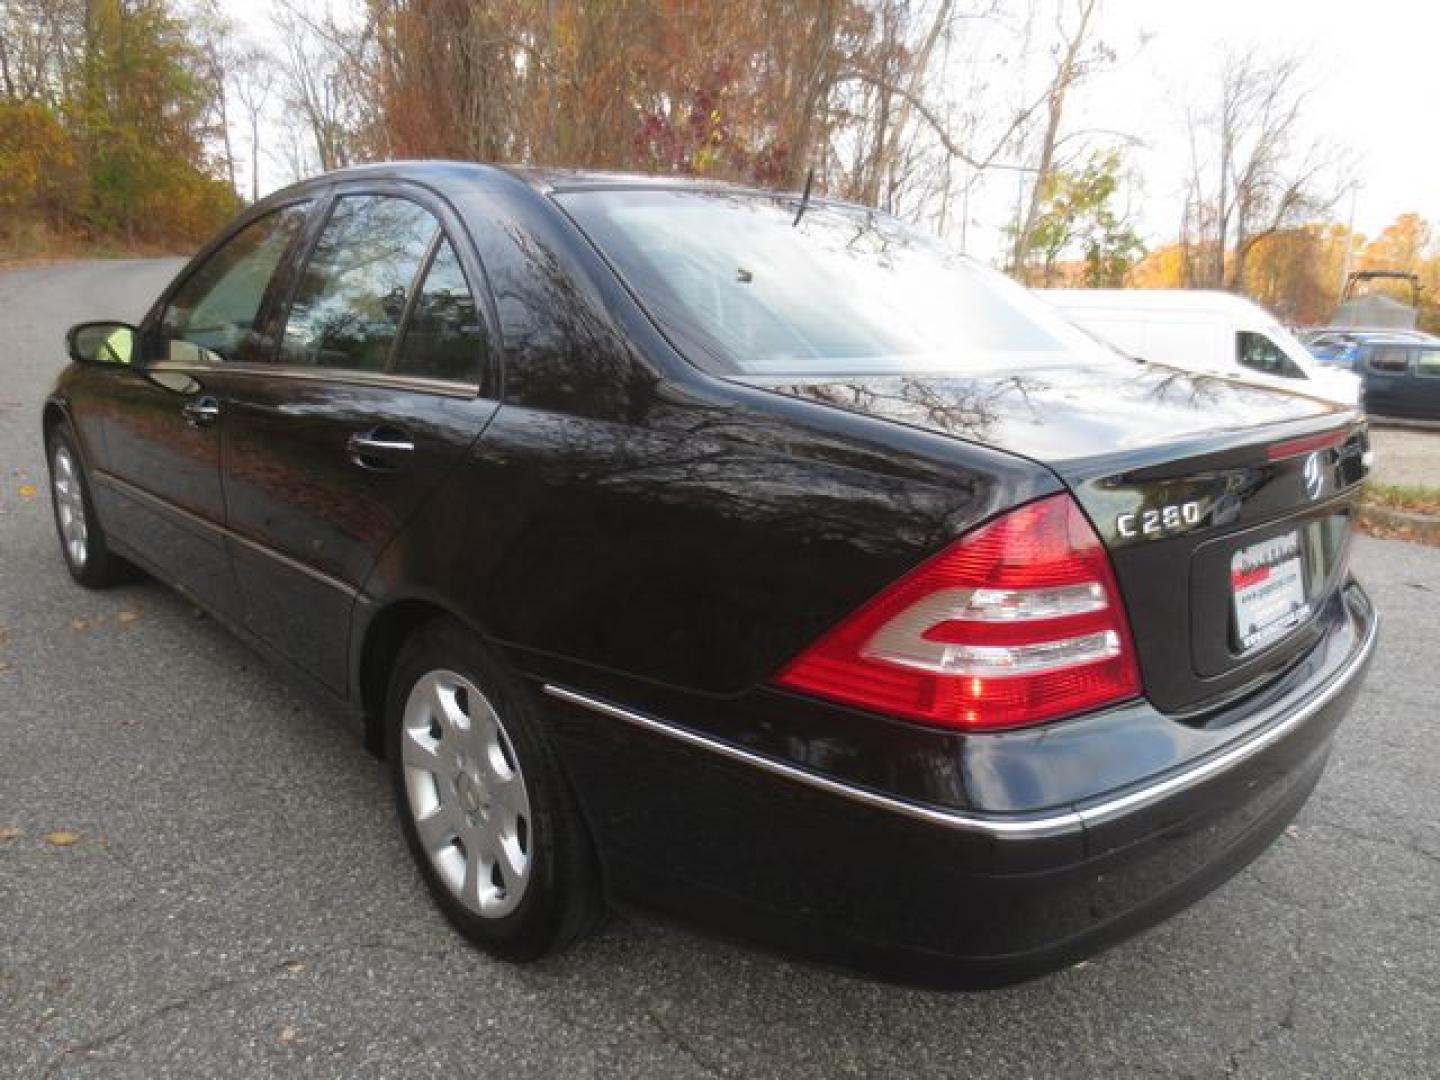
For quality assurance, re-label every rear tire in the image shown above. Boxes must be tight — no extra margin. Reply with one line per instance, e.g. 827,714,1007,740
385,617,604,961
46,423,135,589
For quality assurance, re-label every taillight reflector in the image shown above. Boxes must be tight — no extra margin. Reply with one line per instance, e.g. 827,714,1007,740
1267,431,1344,461
775,494,1141,731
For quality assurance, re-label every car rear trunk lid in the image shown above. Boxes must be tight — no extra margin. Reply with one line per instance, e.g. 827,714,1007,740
741,359,1369,715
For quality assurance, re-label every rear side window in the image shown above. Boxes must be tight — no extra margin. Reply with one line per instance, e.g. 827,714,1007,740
161,203,309,364
1415,349,1440,377
1368,346,1410,373
392,236,483,383
281,195,438,372
1237,331,1304,378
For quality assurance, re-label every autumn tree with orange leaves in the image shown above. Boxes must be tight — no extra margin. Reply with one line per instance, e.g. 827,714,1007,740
0,0,239,253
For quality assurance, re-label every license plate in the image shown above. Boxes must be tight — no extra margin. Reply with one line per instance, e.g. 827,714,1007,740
1231,531,1310,653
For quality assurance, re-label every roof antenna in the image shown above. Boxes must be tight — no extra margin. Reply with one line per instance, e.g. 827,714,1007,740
792,167,815,228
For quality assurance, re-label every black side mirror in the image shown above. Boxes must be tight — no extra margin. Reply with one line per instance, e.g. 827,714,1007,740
67,321,139,366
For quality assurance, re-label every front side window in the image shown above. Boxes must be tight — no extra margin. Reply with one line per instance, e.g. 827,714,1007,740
559,189,1107,377
1237,331,1305,379
1368,346,1410,373
160,203,310,364
281,195,439,372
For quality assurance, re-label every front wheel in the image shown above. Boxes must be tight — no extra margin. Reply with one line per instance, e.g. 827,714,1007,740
46,424,135,588
386,618,604,961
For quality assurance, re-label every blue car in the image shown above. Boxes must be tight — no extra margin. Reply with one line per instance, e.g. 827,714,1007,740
1346,336,1440,418
1304,329,1438,372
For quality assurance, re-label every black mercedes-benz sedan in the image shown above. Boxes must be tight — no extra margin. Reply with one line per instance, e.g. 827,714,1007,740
42,162,1377,987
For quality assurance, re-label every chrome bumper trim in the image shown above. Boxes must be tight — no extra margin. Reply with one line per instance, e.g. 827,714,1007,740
543,607,1377,840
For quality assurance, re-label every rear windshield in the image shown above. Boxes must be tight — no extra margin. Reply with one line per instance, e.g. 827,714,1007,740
558,188,1107,376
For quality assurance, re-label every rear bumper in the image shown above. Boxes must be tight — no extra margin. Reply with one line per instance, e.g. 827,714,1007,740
543,581,1376,987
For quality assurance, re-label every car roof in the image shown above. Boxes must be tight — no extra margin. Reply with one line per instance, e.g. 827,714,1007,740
501,165,776,195
1313,327,1431,338
263,159,811,206
1039,288,1278,321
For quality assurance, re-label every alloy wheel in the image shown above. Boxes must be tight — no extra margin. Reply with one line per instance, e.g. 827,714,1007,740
51,445,88,569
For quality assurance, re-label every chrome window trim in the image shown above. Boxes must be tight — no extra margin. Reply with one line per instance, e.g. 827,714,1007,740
144,359,480,400
543,608,1377,840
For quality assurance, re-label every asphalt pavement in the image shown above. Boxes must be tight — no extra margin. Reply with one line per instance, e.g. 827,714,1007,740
1369,426,1440,490
1,259,1437,1079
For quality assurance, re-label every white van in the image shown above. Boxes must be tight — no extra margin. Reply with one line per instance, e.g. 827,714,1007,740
1038,289,1361,406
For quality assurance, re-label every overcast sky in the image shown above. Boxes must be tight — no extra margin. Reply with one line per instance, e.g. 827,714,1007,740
1084,0,1436,242
222,0,1436,260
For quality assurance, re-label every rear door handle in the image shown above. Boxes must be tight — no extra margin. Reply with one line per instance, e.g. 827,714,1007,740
182,396,220,428
347,428,414,471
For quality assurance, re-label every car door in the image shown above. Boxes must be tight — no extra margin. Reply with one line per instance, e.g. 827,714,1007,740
1362,344,1410,415
211,186,499,693
96,201,313,620
1410,346,1440,417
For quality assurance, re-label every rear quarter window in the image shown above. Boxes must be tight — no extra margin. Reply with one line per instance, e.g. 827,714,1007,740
1414,349,1440,377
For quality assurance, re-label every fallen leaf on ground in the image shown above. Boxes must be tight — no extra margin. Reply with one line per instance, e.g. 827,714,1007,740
42,830,81,847
0,626,10,645
17,484,36,498
0,827,20,841
70,616,101,632
284,960,305,974
116,610,142,625
1284,825,1300,839
0,661,11,674
279,1025,298,1045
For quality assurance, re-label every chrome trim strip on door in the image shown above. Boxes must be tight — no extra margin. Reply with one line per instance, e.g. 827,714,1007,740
145,360,480,399
543,609,1377,839
541,684,1084,838
92,469,357,598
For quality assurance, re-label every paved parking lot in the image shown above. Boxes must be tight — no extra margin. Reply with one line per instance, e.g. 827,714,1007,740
1370,425,1440,489
1,260,1437,1078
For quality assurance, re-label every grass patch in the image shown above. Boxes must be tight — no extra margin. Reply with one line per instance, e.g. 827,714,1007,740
1362,482,1440,517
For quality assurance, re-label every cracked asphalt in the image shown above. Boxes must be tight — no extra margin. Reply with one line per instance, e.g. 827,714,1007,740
1,259,1438,1079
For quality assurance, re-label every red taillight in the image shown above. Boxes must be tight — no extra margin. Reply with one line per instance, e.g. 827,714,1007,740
775,494,1141,731
1267,431,1344,461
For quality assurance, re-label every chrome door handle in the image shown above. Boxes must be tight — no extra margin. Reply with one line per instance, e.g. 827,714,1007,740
347,429,414,470
182,396,220,428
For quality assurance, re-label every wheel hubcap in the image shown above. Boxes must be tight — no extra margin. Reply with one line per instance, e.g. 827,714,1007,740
51,446,88,569
401,670,532,917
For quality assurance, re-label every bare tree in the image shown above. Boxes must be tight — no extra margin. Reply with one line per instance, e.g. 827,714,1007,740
230,43,274,203
252,0,1132,261
272,1,371,173
1181,48,1342,290
0,0,87,105
191,0,239,193
1007,0,1108,278
826,0,1052,231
